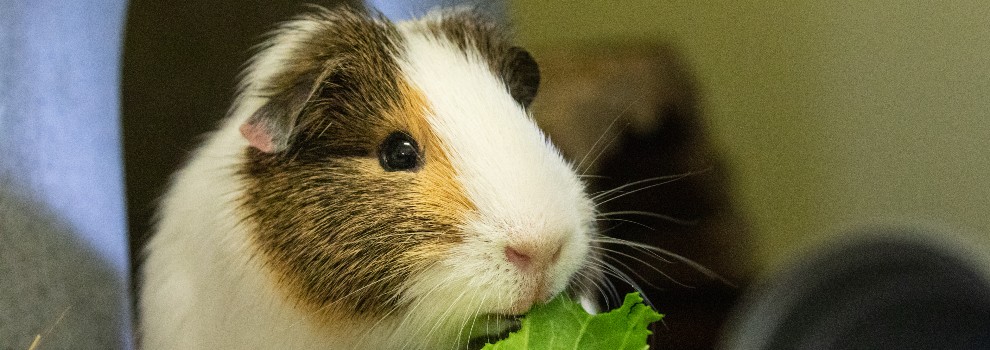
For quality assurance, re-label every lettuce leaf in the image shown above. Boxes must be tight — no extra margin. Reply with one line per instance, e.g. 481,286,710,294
482,292,663,350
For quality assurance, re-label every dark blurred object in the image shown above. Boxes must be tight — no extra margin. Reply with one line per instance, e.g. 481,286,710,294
122,0,363,308
722,230,990,349
532,44,752,349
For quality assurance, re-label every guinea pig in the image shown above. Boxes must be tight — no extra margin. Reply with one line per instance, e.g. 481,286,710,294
139,6,603,350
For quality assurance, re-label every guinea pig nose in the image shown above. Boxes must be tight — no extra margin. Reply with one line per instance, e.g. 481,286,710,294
504,246,532,269
504,241,564,271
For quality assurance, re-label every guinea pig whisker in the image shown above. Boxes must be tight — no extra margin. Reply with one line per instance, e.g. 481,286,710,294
273,271,406,334
577,94,654,176
574,112,624,174
289,267,412,337
593,238,673,264
604,276,622,308
580,126,627,176
583,258,629,306
594,169,708,198
353,260,444,349
595,217,656,231
394,282,444,333
400,278,449,326
591,181,676,207
465,292,499,350
595,223,631,237
592,269,620,309
598,210,698,226
457,292,483,350
461,293,486,350
572,268,615,310
596,236,708,270
576,174,610,179
597,246,690,289
485,312,492,348
590,257,654,309
596,249,672,291
393,272,462,349
591,172,697,204
594,237,736,288
416,288,469,350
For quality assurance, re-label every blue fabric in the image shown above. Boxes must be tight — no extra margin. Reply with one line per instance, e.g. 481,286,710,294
367,0,505,20
1,0,131,348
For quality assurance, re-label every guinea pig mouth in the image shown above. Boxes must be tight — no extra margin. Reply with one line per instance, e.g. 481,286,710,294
464,314,522,349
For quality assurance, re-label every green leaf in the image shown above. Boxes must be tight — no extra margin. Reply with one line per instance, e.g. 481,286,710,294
482,292,663,350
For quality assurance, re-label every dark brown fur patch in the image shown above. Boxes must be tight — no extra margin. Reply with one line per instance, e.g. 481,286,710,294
412,11,541,108
236,7,477,321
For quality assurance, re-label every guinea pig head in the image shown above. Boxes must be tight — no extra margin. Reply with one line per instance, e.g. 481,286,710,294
234,7,600,344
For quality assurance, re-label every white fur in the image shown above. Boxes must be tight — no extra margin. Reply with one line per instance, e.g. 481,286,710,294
396,21,596,321
140,14,596,350
141,17,359,350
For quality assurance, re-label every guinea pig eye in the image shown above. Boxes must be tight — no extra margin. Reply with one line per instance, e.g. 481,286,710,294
378,131,421,172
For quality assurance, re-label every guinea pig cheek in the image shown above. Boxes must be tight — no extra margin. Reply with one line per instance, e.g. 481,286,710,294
391,136,476,296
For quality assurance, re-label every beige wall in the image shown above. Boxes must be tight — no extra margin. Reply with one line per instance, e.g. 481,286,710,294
512,1,990,271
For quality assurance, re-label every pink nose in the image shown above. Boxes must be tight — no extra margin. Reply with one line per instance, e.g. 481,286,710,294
504,242,563,271
504,246,533,269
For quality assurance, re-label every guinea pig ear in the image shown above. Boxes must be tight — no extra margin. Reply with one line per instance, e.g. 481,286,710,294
504,46,541,108
239,72,324,153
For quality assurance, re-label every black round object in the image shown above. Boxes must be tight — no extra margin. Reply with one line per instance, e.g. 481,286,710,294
378,131,421,172
721,229,990,350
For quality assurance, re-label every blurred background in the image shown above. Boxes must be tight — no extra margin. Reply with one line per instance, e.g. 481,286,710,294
512,3,990,346
4,0,990,349
514,0,990,274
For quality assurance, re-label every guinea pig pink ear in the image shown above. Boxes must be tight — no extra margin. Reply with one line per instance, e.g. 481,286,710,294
239,73,324,153
239,122,277,153
504,46,541,108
